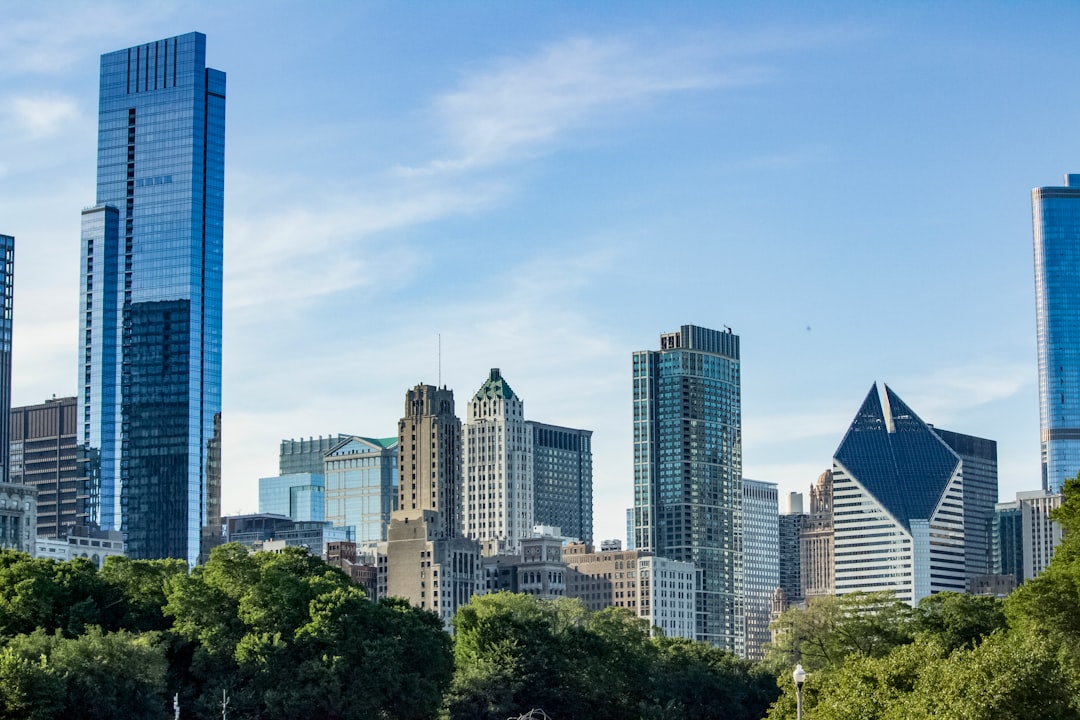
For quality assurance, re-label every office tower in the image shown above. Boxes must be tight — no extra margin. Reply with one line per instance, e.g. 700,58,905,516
258,473,325,522
778,511,805,604
931,428,998,580
633,324,743,652
462,369,533,554
993,500,1024,582
10,397,83,537
323,436,398,550
79,33,224,565
279,435,351,476
482,533,567,599
832,384,966,605
800,470,834,599
742,479,779,661
1018,490,1064,579
528,421,593,543
0,235,11,481
563,542,696,640
385,384,482,626
1033,174,1080,492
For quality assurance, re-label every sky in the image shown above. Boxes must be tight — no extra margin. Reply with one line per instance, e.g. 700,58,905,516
1,1,1078,544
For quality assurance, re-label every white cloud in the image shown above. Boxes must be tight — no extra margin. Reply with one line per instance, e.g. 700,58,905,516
896,362,1031,422
8,95,79,138
399,36,767,176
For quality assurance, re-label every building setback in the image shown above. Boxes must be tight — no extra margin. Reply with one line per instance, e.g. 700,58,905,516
632,324,743,652
383,385,482,627
79,33,224,564
528,421,593,543
462,369,533,555
1033,174,1080,492
832,384,967,605
10,397,83,538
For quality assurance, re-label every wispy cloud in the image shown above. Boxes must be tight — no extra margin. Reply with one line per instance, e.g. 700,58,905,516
8,95,79,138
398,36,768,176
897,362,1032,422
0,3,175,75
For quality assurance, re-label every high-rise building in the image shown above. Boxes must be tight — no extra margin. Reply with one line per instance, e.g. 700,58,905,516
79,33,225,565
384,384,482,626
258,473,325,523
800,470,834,599
10,397,83,537
0,234,12,482
832,384,966,605
462,369,533,554
1018,489,1064,580
931,427,998,580
323,436,398,550
279,435,351,476
528,421,593,543
778,510,805,605
1033,174,1080,492
632,324,743,652
742,479,779,661
993,500,1024,582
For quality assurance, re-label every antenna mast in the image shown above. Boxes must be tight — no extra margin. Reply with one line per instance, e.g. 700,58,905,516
438,333,442,387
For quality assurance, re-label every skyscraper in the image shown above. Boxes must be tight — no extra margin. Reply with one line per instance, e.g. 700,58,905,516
633,324,743,652
931,427,998,581
832,384,966,605
742,478,778,661
1033,174,1080,492
800,469,834,599
79,33,224,564
10,397,82,537
462,369,533,554
384,384,482,625
528,420,593,543
0,234,12,482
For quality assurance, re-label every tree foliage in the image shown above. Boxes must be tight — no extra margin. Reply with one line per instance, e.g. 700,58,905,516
447,592,774,720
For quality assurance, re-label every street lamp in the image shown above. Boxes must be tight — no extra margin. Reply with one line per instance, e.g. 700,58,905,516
793,664,806,720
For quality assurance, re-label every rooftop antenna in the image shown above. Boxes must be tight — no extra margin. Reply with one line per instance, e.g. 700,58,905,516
438,333,442,387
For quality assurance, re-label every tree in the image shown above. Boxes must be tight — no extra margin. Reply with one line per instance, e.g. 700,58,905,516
763,591,914,672
913,591,1006,652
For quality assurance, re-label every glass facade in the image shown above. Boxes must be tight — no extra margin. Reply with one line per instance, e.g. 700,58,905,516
323,436,398,550
527,421,593,543
741,479,778,661
993,500,1023,582
0,235,11,484
79,33,224,565
832,384,966,605
632,324,743,653
931,427,998,579
258,473,325,523
1033,174,1080,492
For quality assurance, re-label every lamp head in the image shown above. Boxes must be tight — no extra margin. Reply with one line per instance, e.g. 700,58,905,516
793,664,806,687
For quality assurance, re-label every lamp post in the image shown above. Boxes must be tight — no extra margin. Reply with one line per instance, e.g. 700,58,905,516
793,664,806,720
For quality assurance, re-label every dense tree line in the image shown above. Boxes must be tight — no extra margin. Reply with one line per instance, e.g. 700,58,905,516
761,476,1080,720
3,476,1080,718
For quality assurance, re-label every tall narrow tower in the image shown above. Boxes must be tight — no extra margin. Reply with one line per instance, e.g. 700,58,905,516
1033,174,1080,492
79,33,224,564
0,234,11,482
632,324,743,653
462,369,533,554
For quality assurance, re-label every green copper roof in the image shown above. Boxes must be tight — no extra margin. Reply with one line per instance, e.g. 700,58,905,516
357,436,398,449
473,368,517,401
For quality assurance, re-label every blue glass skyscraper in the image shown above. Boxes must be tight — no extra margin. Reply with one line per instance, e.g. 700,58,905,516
632,324,743,653
1033,174,1080,492
80,33,224,564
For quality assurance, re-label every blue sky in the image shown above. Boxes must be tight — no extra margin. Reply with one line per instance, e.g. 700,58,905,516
1,1,1077,543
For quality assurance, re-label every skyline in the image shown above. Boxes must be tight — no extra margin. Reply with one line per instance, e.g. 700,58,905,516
2,2,1078,544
